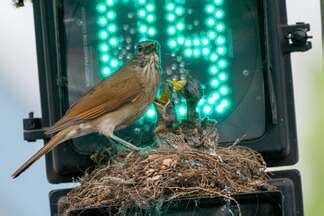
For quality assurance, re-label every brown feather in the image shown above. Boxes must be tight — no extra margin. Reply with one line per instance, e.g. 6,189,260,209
46,65,144,135
12,128,71,178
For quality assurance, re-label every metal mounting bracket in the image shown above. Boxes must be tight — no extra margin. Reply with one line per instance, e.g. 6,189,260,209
23,112,46,142
282,22,312,53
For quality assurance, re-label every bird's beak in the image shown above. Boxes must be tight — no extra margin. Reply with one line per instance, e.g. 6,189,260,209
167,80,187,91
154,85,171,110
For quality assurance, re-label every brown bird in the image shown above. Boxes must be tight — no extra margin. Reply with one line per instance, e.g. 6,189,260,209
12,40,161,178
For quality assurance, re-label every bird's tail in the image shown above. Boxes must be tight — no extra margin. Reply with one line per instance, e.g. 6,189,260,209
12,128,71,178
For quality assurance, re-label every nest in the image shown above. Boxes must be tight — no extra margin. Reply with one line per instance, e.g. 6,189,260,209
60,146,275,215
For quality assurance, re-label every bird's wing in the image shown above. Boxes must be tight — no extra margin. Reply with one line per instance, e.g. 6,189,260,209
46,65,144,134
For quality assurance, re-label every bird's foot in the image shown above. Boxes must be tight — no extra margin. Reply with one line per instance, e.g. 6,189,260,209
110,134,142,151
110,134,153,153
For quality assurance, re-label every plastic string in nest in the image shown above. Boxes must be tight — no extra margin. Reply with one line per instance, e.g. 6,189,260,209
60,146,275,215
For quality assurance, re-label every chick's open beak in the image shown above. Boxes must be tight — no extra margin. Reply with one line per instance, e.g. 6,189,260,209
167,80,187,92
154,85,171,111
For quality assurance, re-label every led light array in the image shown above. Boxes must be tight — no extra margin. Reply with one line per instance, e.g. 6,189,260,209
95,0,231,124
135,0,158,119
136,0,157,40
96,0,121,78
164,0,231,118
96,0,158,121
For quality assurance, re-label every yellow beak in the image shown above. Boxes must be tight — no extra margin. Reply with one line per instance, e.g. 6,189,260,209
167,79,187,91
155,86,170,105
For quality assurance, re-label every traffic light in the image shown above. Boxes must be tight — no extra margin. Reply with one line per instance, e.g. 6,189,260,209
22,0,311,215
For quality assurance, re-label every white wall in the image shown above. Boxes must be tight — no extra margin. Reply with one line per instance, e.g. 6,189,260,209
286,0,322,205
0,0,322,215
0,2,74,216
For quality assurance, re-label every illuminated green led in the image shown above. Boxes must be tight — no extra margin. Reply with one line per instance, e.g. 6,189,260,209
205,4,215,13
101,67,112,77
221,98,231,107
106,0,114,6
218,72,229,81
168,39,177,48
109,38,118,46
202,48,210,55
217,35,226,45
209,65,218,75
208,31,216,39
214,0,224,6
98,17,108,27
96,4,107,13
217,47,227,55
193,39,200,46
108,24,117,32
216,105,225,113
99,43,109,52
218,59,228,68
185,49,193,56
146,4,155,11
215,99,231,114
139,25,147,33
138,0,146,4
198,98,205,106
107,11,116,19
148,27,157,36
185,40,192,46
178,105,187,116
146,107,156,118
176,23,184,30
210,53,218,62
215,9,225,19
177,36,185,44
208,97,216,104
212,92,220,100
100,54,110,62
216,23,225,32
210,79,220,88
166,3,175,11
219,86,230,95
167,26,176,35
193,49,200,57
203,105,212,114
167,13,176,21
110,59,119,68
175,7,184,15
207,18,216,26
98,30,108,40
138,9,146,17
202,38,209,45
147,14,155,23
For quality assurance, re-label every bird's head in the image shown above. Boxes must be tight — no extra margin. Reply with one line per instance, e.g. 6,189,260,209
167,79,187,92
168,77,202,100
135,40,160,66
154,85,176,126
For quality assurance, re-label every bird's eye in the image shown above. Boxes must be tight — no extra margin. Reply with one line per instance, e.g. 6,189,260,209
138,46,143,52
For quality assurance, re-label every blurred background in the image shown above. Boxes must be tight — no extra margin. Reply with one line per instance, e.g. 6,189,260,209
0,0,322,215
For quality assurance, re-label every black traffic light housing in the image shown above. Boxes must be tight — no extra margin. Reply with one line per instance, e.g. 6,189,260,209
20,0,311,215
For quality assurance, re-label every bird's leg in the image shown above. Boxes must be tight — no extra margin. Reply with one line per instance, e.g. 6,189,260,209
110,134,141,151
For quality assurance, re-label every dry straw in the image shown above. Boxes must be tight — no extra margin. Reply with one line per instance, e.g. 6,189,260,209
61,146,274,215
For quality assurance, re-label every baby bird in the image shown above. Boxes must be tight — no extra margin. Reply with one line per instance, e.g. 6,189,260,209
168,74,202,122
